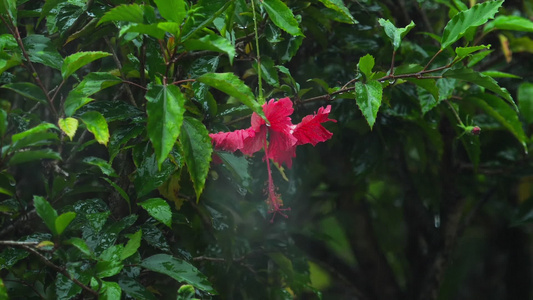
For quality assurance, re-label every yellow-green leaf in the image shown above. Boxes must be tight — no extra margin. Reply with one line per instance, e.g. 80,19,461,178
58,117,78,141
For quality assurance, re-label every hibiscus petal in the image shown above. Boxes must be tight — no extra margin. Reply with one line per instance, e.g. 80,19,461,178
242,126,266,155
292,105,336,146
268,130,297,168
261,97,294,133
209,128,256,152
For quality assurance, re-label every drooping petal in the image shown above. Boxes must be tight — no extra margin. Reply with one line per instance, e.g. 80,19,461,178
241,126,266,156
209,128,257,152
267,130,297,168
292,105,336,146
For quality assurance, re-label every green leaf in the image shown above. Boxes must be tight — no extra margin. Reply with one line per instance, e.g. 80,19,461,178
262,0,303,36
253,56,280,87
55,211,76,235
109,124,144,163
39,0,63,24
484,15,533,33
357,54,375,80
181,1,233,42
9,132,58,153
443,66,515,109
83,156,118,177
468,94,528,152
184,34,236,65
177,285,196,300
455,45,491,61
23,35,63,70
355,80,383,129
216,152,251,187
63,238,93,258
80,111,110,146
58,117,79,141
197,73,265,120
139,198,172,228
98,3,146,24
134,151,176,198
460,134,480,170
102,177,131,211
154,0,186,23
378,19,415,51
99,281,122,300
441,0,503,49
0,278,7,300
73,72,122,96
180,117,212,200
119,277,157,300
64,92,94,117
96,245,124,278
317,0,358,24
481,71,521,79
146,84,185,170
141,254,217,294
33,195,58,236
406,78,439,114
61,51,111,79
0,109,6,137
56,273,84,300
0,53,21,74
157,21,181,36
121,229,142,260
9,149,61,165
11,123,58,144
125,23,166,40
1,82,47,103
0,0,17,26
519,82,533,124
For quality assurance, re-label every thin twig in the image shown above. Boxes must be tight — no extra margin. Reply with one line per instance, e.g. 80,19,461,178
21,245,98,297
423,49,443,71
122,80,148,90
171,79,196,85
104,37,138,107
389,50,396,76
0,14,58,117
0,240,39,246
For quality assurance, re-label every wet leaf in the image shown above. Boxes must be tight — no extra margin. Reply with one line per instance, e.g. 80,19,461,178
80,111,110,146
58,117,78,141
139,198,172,228
146,84,185,170
33,195,58,236
180,117,212,200
262,0,303,36
355,80,383,129
141,254,217,294
441,0,503,49
62,51,110,79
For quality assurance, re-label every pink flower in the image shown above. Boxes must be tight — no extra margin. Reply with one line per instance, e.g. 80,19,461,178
210,97,336,220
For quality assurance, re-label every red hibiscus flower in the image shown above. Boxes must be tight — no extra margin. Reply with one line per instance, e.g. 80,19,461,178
210,97,336,221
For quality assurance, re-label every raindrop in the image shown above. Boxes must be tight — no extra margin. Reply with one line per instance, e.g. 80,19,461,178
434,214,441,228
237,186,247,196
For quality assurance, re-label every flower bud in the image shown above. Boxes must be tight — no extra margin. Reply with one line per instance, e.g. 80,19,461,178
471,126,481,136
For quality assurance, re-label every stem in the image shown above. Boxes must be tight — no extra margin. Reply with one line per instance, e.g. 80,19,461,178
18,245,98,297
389,50,396,76
444,99,464,126
251,0,264,104
0,14,58,118
171,79,196,85
423,49,443,71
